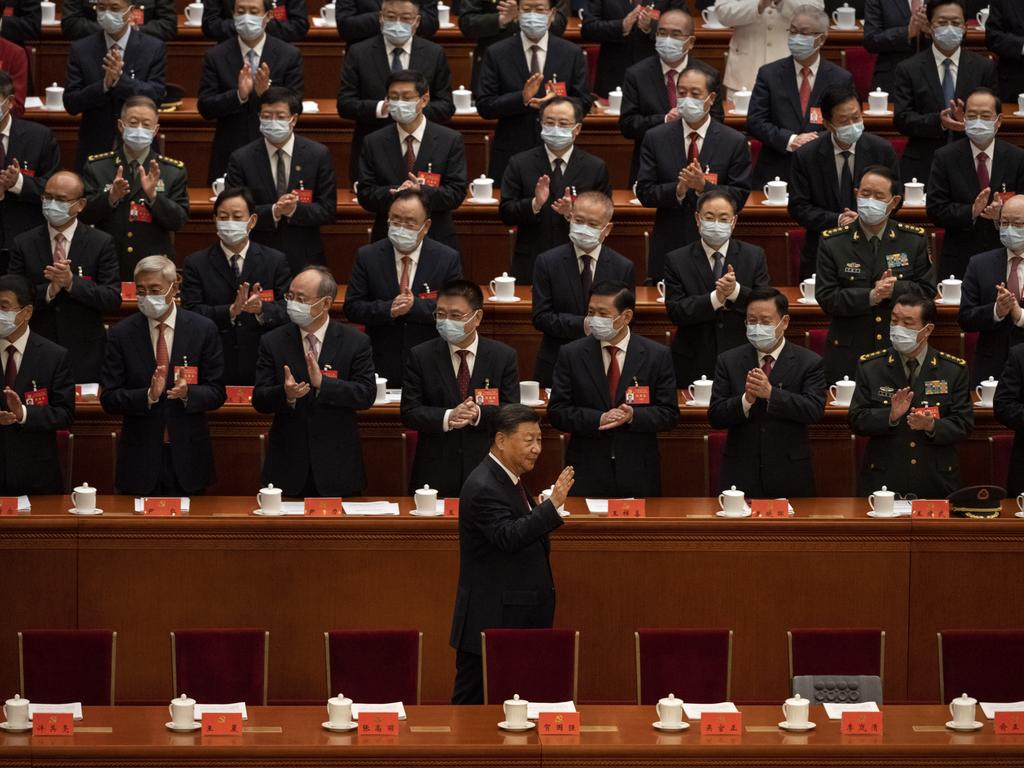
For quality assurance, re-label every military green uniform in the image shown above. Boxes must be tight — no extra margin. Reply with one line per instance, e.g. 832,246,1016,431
80,148,190,281
849,346,973,499
816,219,935,383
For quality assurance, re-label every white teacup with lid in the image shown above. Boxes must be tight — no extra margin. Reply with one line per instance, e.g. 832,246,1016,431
701,6,721,27
732,86,752,114
975,376,997,407
607,87,623,113
938,275,961,304
45,83,64,110
831,2,855,28
415,484,438,513
168,694,196,729
904,177,925,205
470,175,493,201
437,2,450,24
782,693,810,727
868,87,889,113
830,376,856,406
763,177,788,204
184,2,204,24
800,274,816,301
949,692,978,729
655,693,685,728
320,2,336,24
72,482,97,513
3,694,29,730
502,694,529,728
489,272,516,300
869,485,896,516
257,483,281,513
327,693,354,727
453,85,472,112
718,485,745,515
40,0,56,23
688,375,712,405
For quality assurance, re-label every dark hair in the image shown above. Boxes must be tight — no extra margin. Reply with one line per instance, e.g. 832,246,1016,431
966,86,1002,115
438,279,483,311
894,291,937,325
0,274,33,308
388,188,430,216
696,189,738,215
214,186,256,216
121,94,159,117
679,64,719,95
540,95,582,123
590,280,635,312
926,0,965,21
258,86,303,115
859,164,900,196
747,286,789,316
492,403,541,440
820,84,859,123
0,70,12,99
385,69,430,97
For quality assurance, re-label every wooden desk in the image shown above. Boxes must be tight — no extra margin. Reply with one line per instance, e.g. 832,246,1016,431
1,704,1020,767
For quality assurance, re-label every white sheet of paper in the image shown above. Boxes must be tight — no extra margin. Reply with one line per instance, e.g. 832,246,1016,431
352,702,407,720
342,501,400,516
742,502,795,514
893,500,913,516
134,497,191,512
385,388,402,403
25,96,42,109
194,703,248,720
823,702,880,720
981,701,1024,719
526,701,576,719
585,499,608,513
682,702,739,720
277,502,307,515
17,496,30,510
29,703,83,720
301,100,320,113
76,383,100,397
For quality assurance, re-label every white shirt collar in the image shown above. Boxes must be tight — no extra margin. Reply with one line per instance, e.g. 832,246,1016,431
105,24,130,50
394,239,424,263
148,302,177,332
601,327,631,355
4,327,29,356
521,31,549,55
661,54,688,76
304,318,329,347
385,37,411,57
757,337,785,366
573,241,602,260
239,34,266,61
682,114,711,138
794,54,820,77
545,144,573,168
48,219,79,244
932,43,961,68
220,240,251,262
701,237,729,258
264,133,295,160
971,139,995,158
397,118,427,144
448,332,480,361
488,452,520,484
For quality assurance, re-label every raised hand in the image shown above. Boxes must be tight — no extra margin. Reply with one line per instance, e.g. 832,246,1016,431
548,465,575,508
108,164,130,205
148,363,167,402
283,364,310,401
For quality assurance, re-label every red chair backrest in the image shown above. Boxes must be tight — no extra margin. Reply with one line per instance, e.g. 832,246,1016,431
326,630,421,704
786,228,806,284
962,331,979,370
790,628,883,677
172,629,268,705
483,629,577,704
636,629,731,704
583,45,599,93
843,47,877,102
939,630,1024,702
705,431,727,495
806,329,827,357
20,630,115,705
748,138,762,170
889,136,908,160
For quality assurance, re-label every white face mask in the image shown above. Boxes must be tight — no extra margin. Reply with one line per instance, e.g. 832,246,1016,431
138,286,173,319
588,314,621,341
216,219,250,246
746,319,782,352
890,324,923,355
287,298,323,327
0,308,20,339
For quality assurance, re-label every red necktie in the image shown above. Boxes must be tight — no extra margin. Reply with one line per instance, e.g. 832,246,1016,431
665,69,677,108
516,480,533,512
606,346,621,403
456,349,470,401
761,354,774,378
799,66,812,117
53,232,66,264
687,131,700,164
404,135,416,174
977,151,990,190
4,345,16,389
156,322,170,442
399,256,411,293
1009,257,1022,302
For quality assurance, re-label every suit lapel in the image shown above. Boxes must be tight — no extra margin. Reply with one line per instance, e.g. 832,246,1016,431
209,244,239,291
318,320,343,369
387,125,410,180
822,133,842,209
437,341,461,401
767,341,793,386
959,140,981,197
134,314,157,370
807,62,832,110
168,310,189,367
782,59,805,126
413,122,438,175
254,141,278,201
238,243,261,285
692,242,716,292
371,37,394,93
989,140,1007,196
468,339,492,391
562,248,586,313
923,47,946,110
616,335,646,401
583,339,611,409
12,333,38,392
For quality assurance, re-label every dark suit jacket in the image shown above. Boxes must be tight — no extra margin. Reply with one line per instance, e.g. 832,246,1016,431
336,35,454,182
357,121,468,249
789,131,900,278
63,30,167,170
863,0,929,93
664,238,770,388
224,134,337,274
197,36,304,183
531,242,636,387
0,118,59,254
499,145,611,283
986,0,1024,102
927,137,1024,279
400,335,519,497
476,33,593,184
993,344,1024,495
343,237,462,386
61,0,177,40
201,0,309,42
0,331,74,496
635,118,752,281
252,320,377,496
708,340,826,497
579,0,685,97
547,332,678,497
100,308,227,495
618,53,725,184
180,241,291,385
747,55,854,187
0,0,40,45
893,46,998,185
448,455,564,655
959,247,1024,384
336,0,438,43
9,222,121,382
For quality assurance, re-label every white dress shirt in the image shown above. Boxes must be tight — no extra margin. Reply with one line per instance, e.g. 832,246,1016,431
394,239,424,290
601,327,630,374
397,117,427,162
521,31,549,74
488,451,520,484
1,327,29,424
220,239,251,271
932,43,961,87
303,317,328,361
742,337,785,414
105,24,130,52
442,332,483,431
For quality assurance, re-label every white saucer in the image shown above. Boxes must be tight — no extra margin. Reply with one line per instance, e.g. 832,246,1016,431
68,507,103,516
373,398,391,406
796,297,818,305
322,720,358,732
629,198,642,206
702,23,728,29
521,399,545,407
946,720,983,732
439,21,456,28
409,509,443,517
498,720,535,731
973,402,993,409
165,721,201,732
936,298,960,306
603,109,620,116
487,295,521,303
454,107,478,115
727,110,748,116
1016,111,1024,118
902,198,927,207
467,197,497,204
779,721,816,731
1015,511,1024,518
830,24,859,30
42,20,60,26
829,400,852,408
716,510,752,518
0,722,31,733
252,508,287,516
656,296,665,304
863,110,893,116
760,199,789,207
40,105,65,112
653,720,689,731
867,510,901,518
684,400,709,408
183,19,202,26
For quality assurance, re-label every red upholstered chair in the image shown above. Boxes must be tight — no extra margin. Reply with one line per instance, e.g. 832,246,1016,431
788,629,885,682
401,431,418,493
703,431,727,495
171,629,269,705
582,45,599,92
889,136,908,160
804,329,827,357
324,630,422,703
989,434,1014,488
634,629,733,704
929,229,944,267
851,435,869,495
961,332,979,372
840,47,877,102
938,630,1024,702
785,229,806,284
481,629,579,704
748,138,762,170
19,630,117,705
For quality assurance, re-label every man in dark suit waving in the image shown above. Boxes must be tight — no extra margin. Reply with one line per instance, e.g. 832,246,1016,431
344,189,462,387
449,403,575,704
181,187,291,385
202,0,309,42
401,280,520,497
708,287,826,497
547,281,678,497
100,255,227,496
253,265,378,497
0,274,75,496
864,0,931,94
225,87,337,274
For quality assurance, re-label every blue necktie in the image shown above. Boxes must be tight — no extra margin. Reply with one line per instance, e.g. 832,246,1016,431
391,47,403,73
941,58,955,106
247,49,259,74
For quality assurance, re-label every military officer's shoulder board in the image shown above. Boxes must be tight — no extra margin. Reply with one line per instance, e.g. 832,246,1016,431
822,224,851,239
157,154,185,168
86,150,116,163
859,349,888,363
896,222,926,236
937,351,967,367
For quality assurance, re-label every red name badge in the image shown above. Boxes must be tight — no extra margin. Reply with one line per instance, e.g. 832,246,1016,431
995,711,1024,734
997,191,1017,204
417,291,438,300
3,6,14,15
625,385,650,404
704,172,719,185
321,368,338,379
911,405,941,420
129,201,153,223
474,387,499,405
33,713,74,737
546,81,567,97
225,385,254,404
292,188,313,204
270,3,286,19
841,710,883,735
23,388,48,406
258,290,275,302
700,711,742,736
0,497,18,514
416,172,441,188
608,499,646,517
19,167,35,177
444,498,459,517
750,499,789,518
174,365,198,385
305,497,343,516
202,712,243,736
645,7,661,20
809,107,823,125
538,711,580,735
142,497,181,516
358,712,399,736
121,282,137,300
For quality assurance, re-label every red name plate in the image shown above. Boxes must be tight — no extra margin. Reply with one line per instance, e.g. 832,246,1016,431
911,499,950,518
474,388,498,405
705,172,719,185
444,498,459,517
23,388,48,406
293,188,313,203
996,712,1024,734
0,497,18,515
416,172,441,188
32,713,74,736
700,711,742,735
608,499,646,518
625,385,649,404
121,282,137,299
174,365,198,385
841,711,883,735
538,711,580,735
258,290,276,302
546,81,567,96
225,386,254,404
809,107,823,124
305,497,343,516
358,712,399,736
911,405,941,420
201,712,243,736
750,499,789,518
270,3,286,19
142,497,180,516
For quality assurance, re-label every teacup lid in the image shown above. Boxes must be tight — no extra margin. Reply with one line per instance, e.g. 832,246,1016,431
260,483,281,494
5,694,26,705
505,693,526,704
329,692,352,705
74,482,92,492
785,693,805,705
724,485,742,495
48,82,61,89
415,484,435,495
956,692,976,702
658,692,682,705
768,176,785,185
611,86,622,94
454,84,470,93
876,484,892,494
982,376,997,385
942,274,961,284
694,375,710,384
907,177,922,186
175,693,196,704
496,271,514,280
838,375,852,383
476,174,493,182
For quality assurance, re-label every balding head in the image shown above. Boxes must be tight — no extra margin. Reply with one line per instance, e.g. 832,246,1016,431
1001,194,1024,226
46,171,84,200
657,9,693,35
